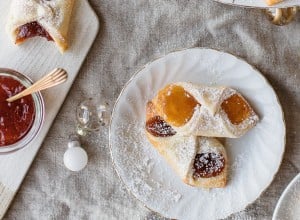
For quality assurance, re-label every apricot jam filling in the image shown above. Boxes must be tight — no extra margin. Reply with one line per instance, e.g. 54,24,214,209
157,85,200,127
146,116,176,137
193,152,225,179
221,94,251,125
16,21,53,44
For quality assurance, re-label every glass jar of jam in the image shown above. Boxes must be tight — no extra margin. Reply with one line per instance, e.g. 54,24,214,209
0,68,44,154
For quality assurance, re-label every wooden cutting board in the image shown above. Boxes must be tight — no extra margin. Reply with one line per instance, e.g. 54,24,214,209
0,1,99,218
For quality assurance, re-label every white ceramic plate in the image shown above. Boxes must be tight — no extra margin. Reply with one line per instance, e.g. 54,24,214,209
109,48,285,220
214,0,300,8
273,173,300,220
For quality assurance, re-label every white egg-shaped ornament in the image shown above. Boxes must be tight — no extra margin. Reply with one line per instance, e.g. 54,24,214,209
64,137,88,172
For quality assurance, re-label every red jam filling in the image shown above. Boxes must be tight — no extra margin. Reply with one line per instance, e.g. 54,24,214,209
0,76,35,146
16,21,53,44
146,116,176,137
193,153,225,179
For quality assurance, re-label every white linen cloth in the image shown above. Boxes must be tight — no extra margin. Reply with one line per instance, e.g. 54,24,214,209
4,0,300,219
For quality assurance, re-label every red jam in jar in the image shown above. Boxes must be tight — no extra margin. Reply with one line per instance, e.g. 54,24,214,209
0,76,35,146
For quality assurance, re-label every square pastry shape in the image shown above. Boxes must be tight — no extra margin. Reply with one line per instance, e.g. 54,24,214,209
6,0,75,53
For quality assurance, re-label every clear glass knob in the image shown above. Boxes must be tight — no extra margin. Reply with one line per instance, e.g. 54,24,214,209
76,98,110,136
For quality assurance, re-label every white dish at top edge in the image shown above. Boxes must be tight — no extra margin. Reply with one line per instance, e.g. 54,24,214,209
214,0,300,8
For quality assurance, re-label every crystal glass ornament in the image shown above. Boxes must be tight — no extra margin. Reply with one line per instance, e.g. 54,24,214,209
76,98,110,136
64,134,88,171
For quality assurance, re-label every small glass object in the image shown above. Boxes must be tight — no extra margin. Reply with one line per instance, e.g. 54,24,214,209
64,134,88,171
64,98,109,171
76,98,110,136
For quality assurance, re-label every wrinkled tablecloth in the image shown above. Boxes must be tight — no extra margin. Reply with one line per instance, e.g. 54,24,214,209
3,0,300,219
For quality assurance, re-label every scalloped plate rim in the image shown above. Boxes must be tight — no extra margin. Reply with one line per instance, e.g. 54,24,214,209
109,47,286,219
272,173,300,220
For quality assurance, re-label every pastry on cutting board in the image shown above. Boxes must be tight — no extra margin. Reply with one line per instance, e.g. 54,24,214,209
6,0,75,53
151,82,259,138
145,102,228,188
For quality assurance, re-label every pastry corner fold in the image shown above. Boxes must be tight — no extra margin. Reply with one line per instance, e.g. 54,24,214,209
6,0,75,53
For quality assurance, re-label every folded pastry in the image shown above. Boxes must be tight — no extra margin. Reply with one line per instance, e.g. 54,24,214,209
265,0,283,5
6,0,75,53
151,82,259,138
145,102,227,188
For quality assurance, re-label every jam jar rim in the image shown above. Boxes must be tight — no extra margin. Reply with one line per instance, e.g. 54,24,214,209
0,68,45,154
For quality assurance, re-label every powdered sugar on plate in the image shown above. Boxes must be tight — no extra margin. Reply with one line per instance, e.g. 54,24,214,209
111,121,184,213
109,48,285,220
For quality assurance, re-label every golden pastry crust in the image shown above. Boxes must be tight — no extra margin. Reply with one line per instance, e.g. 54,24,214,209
151,82,259,138
145,82,259,188
184,138,228,188
146,102,228,188
6,0,75,53
146,130,228,188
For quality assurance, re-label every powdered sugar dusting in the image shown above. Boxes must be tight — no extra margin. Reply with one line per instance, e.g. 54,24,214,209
171,83,259,138
193,152,225,178
111,87,261,219
10,0,68,27
198,137,221,154
110,48,285,219
111,120,183,213
111,113,248,219
8,0,74,43
146,116,176,137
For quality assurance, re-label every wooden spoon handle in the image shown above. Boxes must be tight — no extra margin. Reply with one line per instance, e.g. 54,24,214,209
6,68,68,102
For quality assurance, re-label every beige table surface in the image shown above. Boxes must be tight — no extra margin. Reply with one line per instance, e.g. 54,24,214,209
3,0,300,219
